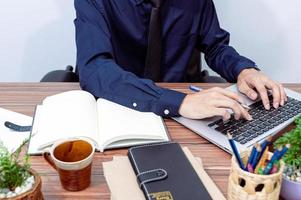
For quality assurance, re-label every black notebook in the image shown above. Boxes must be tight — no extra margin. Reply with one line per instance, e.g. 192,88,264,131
128,142,212,200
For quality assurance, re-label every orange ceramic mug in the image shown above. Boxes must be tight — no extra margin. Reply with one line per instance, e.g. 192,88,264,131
43,138,95,191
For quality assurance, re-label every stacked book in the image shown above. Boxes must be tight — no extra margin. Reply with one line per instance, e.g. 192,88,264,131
103,143,225,200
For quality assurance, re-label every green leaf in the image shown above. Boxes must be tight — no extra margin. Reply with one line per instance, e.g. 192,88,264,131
274,116,301,168
0,138,31,190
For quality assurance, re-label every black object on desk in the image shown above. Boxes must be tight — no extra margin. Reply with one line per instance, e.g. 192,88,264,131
4,121,32,132
128,142,211,200
208,95,301,144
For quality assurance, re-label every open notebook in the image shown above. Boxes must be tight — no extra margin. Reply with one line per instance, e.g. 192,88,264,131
28,90,169,154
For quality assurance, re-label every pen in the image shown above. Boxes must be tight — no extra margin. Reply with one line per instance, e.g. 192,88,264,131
227,132,245,170
189,85,250,109
189,85,203,92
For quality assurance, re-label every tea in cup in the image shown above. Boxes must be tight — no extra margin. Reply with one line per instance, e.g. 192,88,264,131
43,138,95,191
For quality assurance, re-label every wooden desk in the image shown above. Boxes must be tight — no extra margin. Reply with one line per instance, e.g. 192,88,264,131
0,83,300,200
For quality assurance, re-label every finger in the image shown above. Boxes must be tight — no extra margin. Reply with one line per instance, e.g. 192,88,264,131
211,87,244,104
235,101,253,120
208,91,251,120
211,97,252,120
214,108,231,121
253,83,270,110
278,83,287,105
238,82,258,100
212,99,241,120
265,80,281,108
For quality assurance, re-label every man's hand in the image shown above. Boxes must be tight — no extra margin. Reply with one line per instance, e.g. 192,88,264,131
237,68,287,110
179,87,252,120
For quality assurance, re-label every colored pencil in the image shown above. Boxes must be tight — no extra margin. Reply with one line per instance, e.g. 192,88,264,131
251,143,262,169
277,144,290,160
255,148,269,172
227,133,245,170
263,147,282,175
258,167,263,175
247,163,254,173
246,144,257,171
259,136,272,158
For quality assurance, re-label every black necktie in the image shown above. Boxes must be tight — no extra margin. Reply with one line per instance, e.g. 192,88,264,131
144,0,162,82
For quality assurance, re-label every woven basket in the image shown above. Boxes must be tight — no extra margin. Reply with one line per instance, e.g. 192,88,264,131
227,151,284,200
5,168,44,200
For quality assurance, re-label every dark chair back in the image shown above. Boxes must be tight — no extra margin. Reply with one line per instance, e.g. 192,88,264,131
40,52,226,83
40,66,79,82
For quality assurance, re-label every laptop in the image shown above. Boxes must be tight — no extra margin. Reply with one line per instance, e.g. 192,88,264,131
173,84,301,153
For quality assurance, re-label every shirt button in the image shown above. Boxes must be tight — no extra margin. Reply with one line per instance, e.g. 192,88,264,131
133,102,137,108
164,109,170,115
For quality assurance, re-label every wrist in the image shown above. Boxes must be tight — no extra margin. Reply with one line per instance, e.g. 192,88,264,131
155,89,186,117
178,94,189,116
238,67,259,80
178,93,198,118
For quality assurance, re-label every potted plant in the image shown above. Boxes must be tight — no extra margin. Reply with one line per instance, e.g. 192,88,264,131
0,139,43,199
274,116,301,200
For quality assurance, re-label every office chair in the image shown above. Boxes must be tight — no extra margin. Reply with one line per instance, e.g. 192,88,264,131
40,66,226,83
40,52,226,83
40,65,79,82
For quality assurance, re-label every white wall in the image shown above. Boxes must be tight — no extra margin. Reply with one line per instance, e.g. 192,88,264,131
206,0,301,83
0,0,300,82
0,0,76,82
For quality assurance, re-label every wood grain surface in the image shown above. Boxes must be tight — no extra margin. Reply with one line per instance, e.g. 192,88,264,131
0,83,299,200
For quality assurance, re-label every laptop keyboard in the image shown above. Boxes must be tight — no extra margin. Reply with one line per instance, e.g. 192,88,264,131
208,96,301,144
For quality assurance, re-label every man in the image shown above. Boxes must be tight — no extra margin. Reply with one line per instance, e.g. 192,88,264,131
74,0,286,121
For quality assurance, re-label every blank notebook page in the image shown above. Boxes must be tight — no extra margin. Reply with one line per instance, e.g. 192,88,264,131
32,91,99,149
97,98,167,147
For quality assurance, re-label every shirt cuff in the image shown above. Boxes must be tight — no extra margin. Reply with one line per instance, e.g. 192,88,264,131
154,89,187,117
232,61,259,82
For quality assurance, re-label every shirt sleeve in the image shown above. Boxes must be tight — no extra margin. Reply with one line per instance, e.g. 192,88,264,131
74,0,186,117
197,0,258,83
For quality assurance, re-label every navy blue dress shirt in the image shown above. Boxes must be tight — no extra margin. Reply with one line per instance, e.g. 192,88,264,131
74,0,256,117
